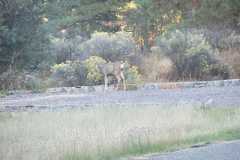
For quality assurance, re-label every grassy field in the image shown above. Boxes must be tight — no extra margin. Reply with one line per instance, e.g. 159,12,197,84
0,105,240,160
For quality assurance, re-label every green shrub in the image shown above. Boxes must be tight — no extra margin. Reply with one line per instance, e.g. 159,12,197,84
78,32,136,61
50,57,142,88
0,90,7,97
219,32,240,49
125,65,143,90
51,35,84,63
0,71,26,90
51,61,87,87
83,56,106,85
209,63,231,80
155,30,229,80
23,75,46,92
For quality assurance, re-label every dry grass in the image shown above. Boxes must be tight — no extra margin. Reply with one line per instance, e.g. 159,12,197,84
0,105,240,160
141,54,176,82
219,48,240,78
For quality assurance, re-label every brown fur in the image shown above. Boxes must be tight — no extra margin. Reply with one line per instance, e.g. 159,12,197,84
97,61,126,90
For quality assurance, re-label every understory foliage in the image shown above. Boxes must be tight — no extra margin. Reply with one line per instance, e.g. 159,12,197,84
48,56,142,88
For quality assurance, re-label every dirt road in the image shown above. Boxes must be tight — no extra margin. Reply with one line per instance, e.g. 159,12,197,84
1,86,240,111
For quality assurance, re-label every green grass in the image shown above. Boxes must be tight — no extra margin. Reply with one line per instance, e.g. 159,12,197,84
0,90,7,97
66,128,240,160
0,105,240,160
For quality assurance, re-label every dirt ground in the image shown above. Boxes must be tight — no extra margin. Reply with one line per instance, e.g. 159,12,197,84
1,86,240,112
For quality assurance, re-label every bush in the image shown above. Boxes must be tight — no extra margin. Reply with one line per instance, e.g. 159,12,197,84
124,64,143,90
0,90,7,97
141,53,176,82
51,35,84,63
0,71,26,90
219,31,240,49
208,63,231,80
77,32,136,61
155,30,229,80
214,48,240,78
0,70,46,92
83,56,106,85
83,56,142,88
51,61,87,87
23,74,46,92
37,62,53,79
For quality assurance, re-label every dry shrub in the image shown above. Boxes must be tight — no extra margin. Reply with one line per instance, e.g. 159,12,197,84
0,71,24,90
142,54,176,82
0,71,44,91
78,32,136,61
218,48,240,78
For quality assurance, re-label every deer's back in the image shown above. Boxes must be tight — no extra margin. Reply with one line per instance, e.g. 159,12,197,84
98,62,121,75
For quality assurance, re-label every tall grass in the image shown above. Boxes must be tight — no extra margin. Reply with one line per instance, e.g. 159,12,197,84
0,105,240,160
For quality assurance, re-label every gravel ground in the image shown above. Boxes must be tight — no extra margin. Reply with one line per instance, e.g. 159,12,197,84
1,86,240,111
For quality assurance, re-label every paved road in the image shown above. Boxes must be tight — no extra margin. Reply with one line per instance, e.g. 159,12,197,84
1,86,240,111
130,140,240,160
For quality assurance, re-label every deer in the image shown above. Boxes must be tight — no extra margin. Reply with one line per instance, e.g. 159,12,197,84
97,61,126,91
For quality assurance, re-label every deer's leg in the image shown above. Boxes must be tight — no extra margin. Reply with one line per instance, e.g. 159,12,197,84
113,78,117,89
123,78,126,90
116,76,121,90
104,75,108,90
120,72,126,90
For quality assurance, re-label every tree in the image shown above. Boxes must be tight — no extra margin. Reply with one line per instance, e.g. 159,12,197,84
122,0,185,52
0,0,51,73
0,0,130,74
43,0,130,36
193,0,240,30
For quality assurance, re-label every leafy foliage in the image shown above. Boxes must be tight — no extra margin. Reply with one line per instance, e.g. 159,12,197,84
123,0,185,51
0,0,52,72
83,56,107,85
43,0,129,35
51,61,87,87
193,0,240,30
124,65,142,90
0,70,45,92
155,30,229,80
50,35,84,63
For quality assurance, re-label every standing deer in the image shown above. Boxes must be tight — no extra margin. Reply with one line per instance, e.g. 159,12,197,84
97,61,126,90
